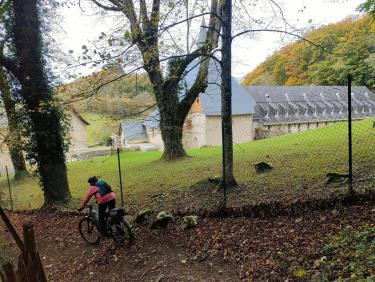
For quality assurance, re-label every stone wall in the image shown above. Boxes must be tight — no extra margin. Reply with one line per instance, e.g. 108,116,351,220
255,120,342,139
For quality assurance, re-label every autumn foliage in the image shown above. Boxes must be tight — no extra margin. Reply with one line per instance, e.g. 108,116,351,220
242,16,375,89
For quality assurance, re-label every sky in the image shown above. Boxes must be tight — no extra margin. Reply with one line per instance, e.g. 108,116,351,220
58,0,365,80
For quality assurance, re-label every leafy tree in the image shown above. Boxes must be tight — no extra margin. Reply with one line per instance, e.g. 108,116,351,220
0,67,27,179
0,0,27,179
358,0,375,19
0,0,71,204
89,0,222,160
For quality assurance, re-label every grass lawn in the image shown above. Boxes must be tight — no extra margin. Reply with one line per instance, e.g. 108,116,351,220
1,118,375,212
80,112,121,145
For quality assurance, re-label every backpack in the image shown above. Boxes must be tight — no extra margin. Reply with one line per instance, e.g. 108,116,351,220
95,181,112,196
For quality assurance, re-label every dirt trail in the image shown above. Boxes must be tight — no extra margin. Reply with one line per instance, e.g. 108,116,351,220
2,204,375,281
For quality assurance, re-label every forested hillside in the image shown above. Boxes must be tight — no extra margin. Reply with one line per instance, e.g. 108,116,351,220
58,66,154,118
242,16,375,88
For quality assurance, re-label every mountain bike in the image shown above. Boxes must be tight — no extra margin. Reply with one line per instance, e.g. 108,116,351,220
78,204,133,247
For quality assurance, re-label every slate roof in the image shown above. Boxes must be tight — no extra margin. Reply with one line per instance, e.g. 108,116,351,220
120,121,148,141
141,20,256,129
246,86,375,124
182,58,256,116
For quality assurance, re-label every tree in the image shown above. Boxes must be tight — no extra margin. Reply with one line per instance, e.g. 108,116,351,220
242,16,375,89
220,0,237,188
0,0,71,204
90,0,222,160
358,0,375,18
0,67,27,179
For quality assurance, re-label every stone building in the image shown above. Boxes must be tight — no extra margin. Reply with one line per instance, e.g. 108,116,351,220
0,108,89,175
118,57,257,150
247,86,375,139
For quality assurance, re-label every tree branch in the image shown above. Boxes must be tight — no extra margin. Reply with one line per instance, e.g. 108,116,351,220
139,0,149,31
91,0,121,11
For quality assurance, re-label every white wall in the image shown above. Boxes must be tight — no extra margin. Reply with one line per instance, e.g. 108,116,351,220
0,149,13,176
182,112,206,149
145,126,164,149
205,114,254,146
66,111,88,149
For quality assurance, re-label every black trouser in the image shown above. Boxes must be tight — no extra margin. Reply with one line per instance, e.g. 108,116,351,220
98,199,116,235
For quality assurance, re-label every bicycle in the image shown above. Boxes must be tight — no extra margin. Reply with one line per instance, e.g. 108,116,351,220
78,204,133,247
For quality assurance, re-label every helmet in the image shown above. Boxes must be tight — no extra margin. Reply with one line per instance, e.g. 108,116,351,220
87,176,98,186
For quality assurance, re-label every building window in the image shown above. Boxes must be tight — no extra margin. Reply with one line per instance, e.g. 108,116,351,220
288,124,291,133
305,109,308,116
339,108,342,114
285,110,289,116
265,110,269,118
296,109,299,116
275,110,279,117
186,119,193,130
313,109,317,115
307,123,310,129
362,107,365,113
297,123,301,131
354,107,358,114
322,109,326,115
316,122,319,127
267,125,271,130
370,108,373,113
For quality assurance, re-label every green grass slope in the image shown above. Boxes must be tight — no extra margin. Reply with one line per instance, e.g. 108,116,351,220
1,118,374,211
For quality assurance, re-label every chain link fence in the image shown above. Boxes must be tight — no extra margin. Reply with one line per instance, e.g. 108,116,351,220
0,78,375,214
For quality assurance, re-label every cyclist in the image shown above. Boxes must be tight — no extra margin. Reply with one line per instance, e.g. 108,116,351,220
78,176,116,237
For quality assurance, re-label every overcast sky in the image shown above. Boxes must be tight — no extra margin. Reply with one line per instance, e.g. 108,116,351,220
58,0,365,80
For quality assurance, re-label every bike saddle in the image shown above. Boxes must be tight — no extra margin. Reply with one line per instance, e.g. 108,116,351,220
109,208,125,217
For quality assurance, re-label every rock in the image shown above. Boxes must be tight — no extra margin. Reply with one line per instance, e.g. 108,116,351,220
255,162,273,173
135,209,155,223
150,211,173,229
181,215,198,230
325,172,349,185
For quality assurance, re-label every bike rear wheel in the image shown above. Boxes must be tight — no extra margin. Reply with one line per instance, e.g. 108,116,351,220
78,217,101,245
109,218,133,247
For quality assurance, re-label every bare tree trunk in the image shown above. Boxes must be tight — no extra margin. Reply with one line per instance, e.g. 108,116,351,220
0,67,27,179
12,0,70,203
160,115,186,160
220,0,237,187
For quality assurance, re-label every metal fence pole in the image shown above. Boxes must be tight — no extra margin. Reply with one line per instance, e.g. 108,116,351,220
348,74,354,195
5,166,13,210
117,148,124,207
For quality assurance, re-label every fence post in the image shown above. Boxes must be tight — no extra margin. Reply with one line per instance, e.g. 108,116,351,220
348,74,354,195
117,148,124,207
5,166,13,211
23,223,36,258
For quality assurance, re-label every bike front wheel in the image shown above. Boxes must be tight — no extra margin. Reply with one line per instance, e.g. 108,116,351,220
109,218,133,247
78,217,101,245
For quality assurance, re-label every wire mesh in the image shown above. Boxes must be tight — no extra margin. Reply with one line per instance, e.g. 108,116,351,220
0,80,374,214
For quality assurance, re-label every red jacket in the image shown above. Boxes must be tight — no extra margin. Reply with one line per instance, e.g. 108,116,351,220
79,186,116,209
